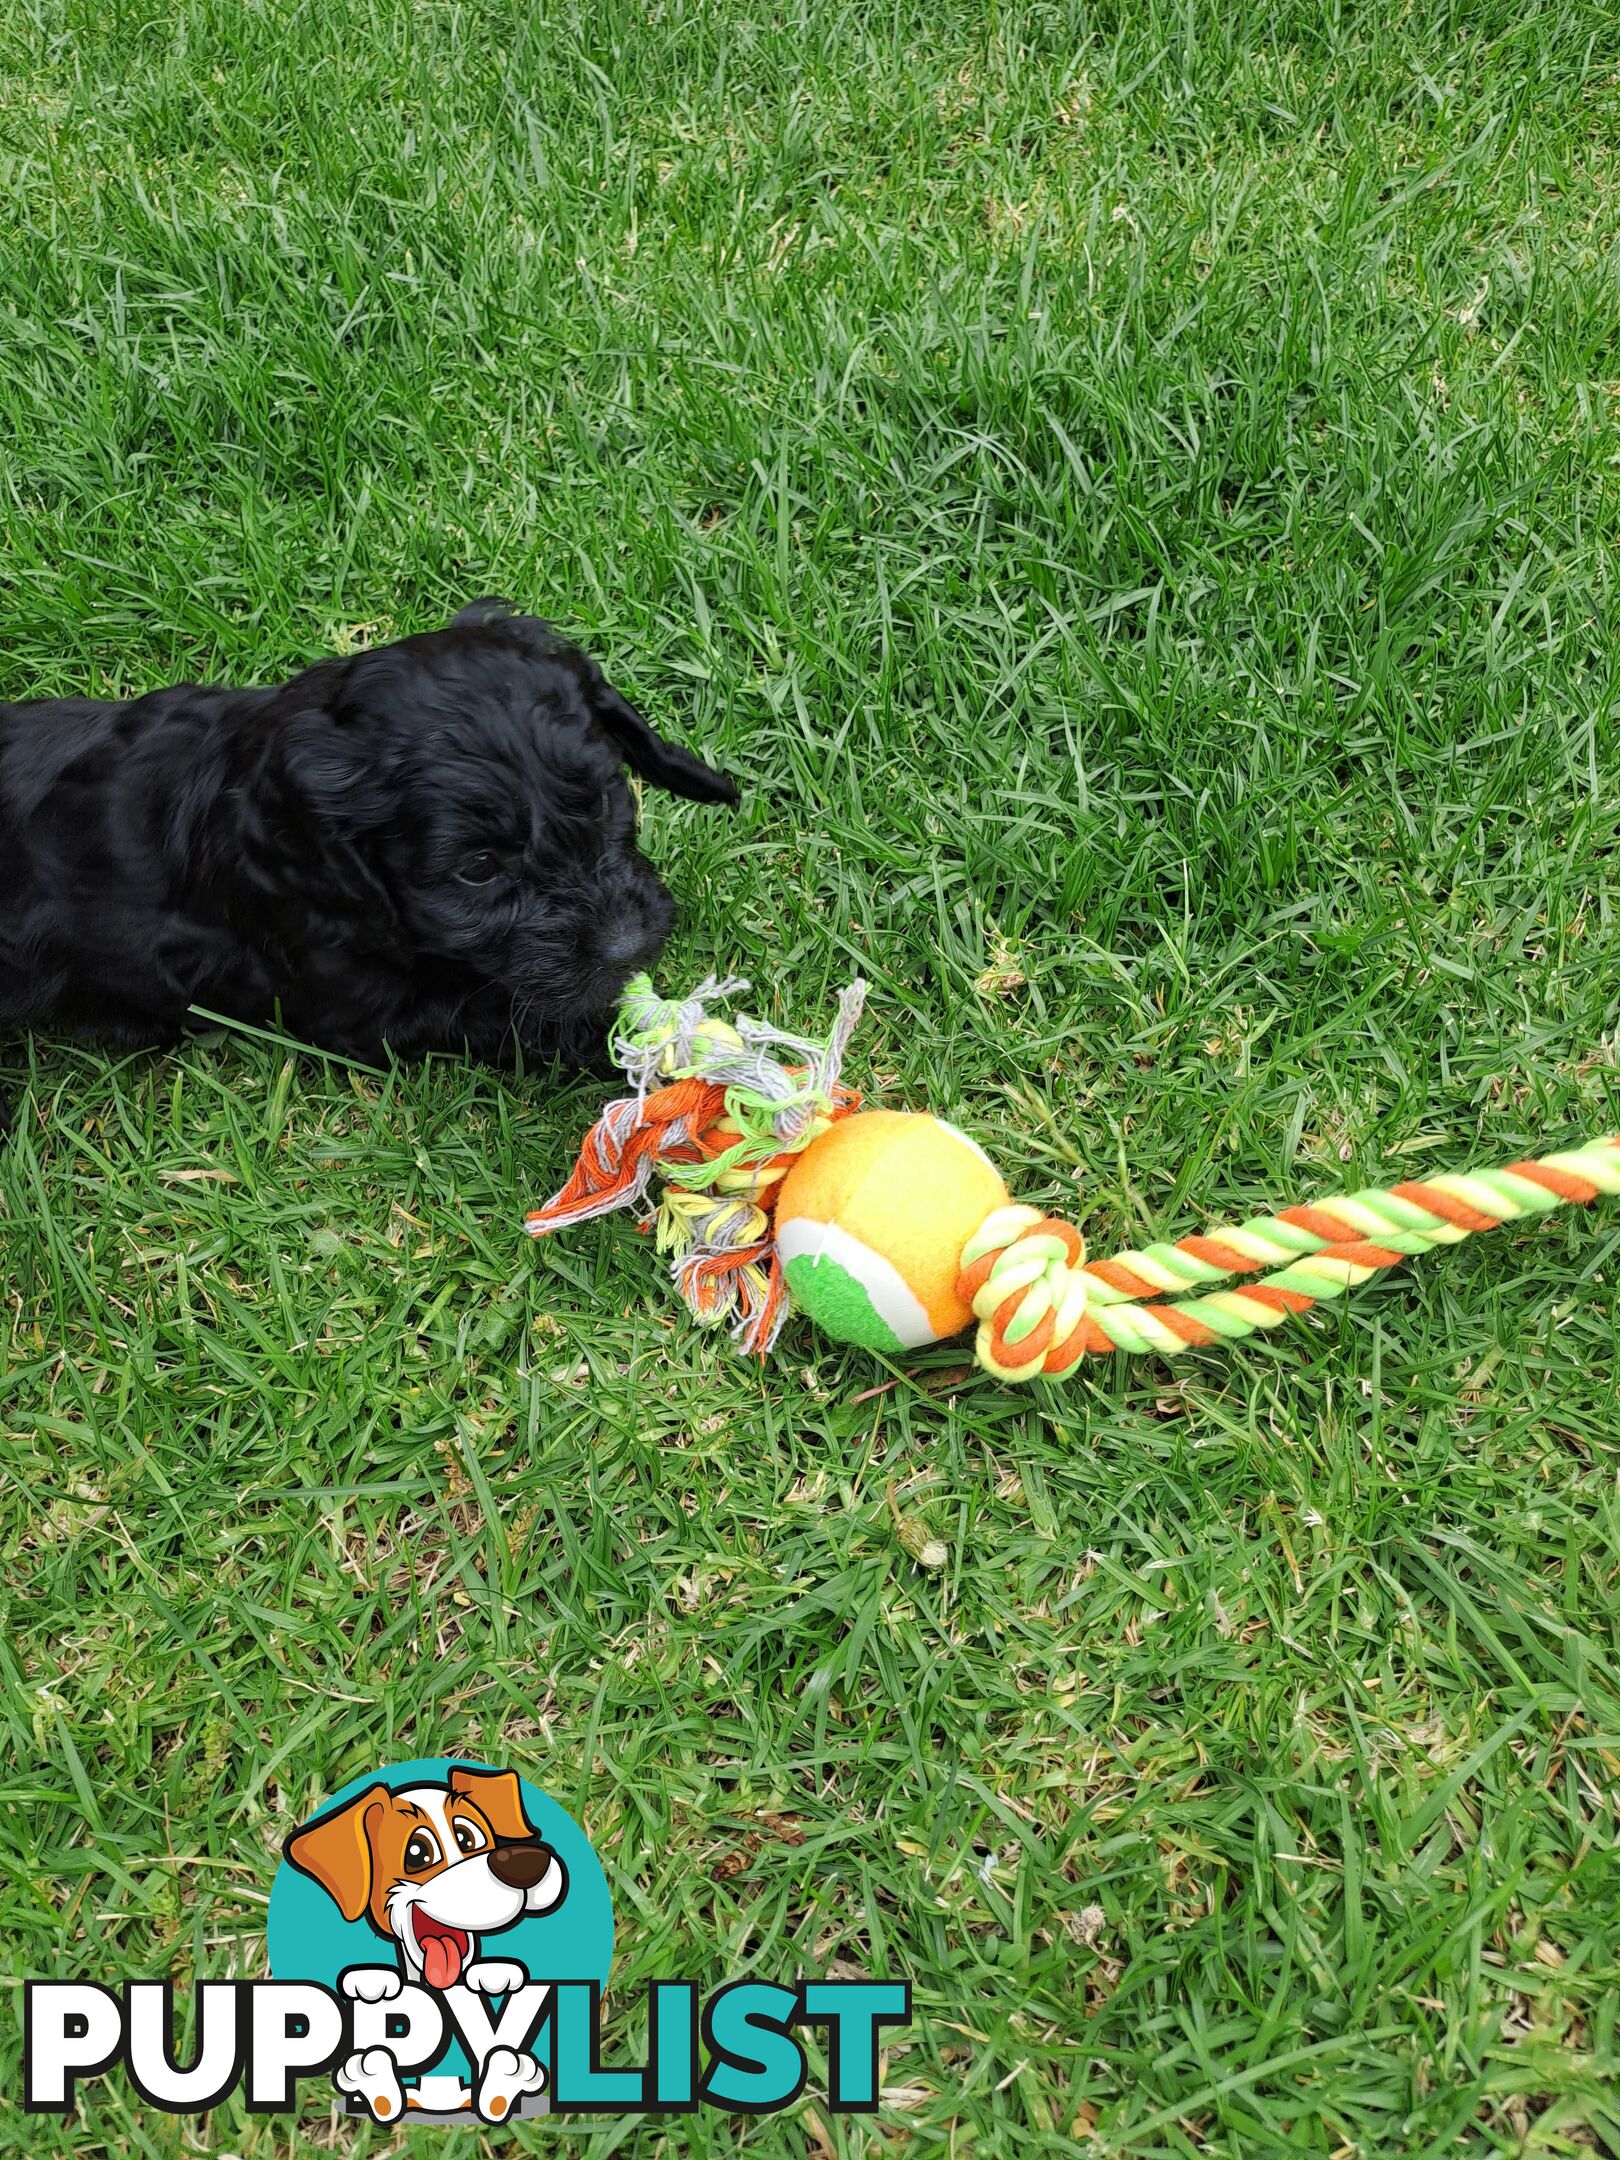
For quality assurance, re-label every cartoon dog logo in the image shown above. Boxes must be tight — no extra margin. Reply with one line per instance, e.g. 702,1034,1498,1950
285,1765,568,2121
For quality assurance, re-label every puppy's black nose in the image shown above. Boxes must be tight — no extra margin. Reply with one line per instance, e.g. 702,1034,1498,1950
488,1839,555,1891
597,920,662,968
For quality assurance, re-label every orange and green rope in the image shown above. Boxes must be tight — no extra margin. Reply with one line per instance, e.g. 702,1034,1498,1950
961,1137,1620,1381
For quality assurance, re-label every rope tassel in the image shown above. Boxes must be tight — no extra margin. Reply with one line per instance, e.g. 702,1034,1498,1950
522,1078,728,1234
525,973,862,1353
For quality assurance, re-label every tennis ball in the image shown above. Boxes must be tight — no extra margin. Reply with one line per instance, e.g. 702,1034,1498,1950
774,1111,1009,1352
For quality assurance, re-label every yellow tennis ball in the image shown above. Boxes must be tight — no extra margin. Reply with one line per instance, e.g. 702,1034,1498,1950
774,1111,1010,1352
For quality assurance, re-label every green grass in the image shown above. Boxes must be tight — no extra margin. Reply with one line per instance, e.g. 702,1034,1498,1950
3,0,1620,2151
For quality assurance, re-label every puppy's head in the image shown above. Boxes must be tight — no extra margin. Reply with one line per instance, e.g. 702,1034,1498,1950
280,603,737,1049
285,1766,567,1988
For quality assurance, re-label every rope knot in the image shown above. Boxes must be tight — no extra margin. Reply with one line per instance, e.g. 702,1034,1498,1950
958,1206,1094,1380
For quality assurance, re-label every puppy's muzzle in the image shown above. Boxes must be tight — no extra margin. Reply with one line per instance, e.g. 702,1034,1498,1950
488,1838,557,1891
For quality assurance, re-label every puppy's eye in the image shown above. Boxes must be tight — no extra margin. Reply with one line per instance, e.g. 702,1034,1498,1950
403,1831,441,1874
457,852,500,886
452,1819,487,1856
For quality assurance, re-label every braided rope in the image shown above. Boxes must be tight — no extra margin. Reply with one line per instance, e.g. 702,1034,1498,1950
523,1079,728,1234
960,1137,1620,1381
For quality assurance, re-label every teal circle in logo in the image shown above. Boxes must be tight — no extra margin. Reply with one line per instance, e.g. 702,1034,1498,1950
267,1756,613,1991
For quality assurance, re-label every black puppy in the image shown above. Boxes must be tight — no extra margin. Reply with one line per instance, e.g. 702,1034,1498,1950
0,602,736,1073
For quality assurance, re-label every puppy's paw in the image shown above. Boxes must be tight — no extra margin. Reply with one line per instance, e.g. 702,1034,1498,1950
341,1965,403,2004
336,2046,405,2122
461,1957,527,1996
475,2045,547,2124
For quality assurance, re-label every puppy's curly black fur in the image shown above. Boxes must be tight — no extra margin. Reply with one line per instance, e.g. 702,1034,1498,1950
0,602,736,1077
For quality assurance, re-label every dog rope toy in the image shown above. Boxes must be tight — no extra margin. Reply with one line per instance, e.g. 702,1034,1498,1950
526,975,1620,1382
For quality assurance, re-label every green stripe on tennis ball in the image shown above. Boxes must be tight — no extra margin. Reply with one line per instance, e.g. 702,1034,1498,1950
783,1252,907,1353
778,1218,938,1349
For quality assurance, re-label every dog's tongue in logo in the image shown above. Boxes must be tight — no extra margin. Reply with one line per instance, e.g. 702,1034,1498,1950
414,1911,470,1991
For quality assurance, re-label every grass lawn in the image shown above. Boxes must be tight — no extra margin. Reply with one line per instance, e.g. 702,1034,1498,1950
4,0,1620,2151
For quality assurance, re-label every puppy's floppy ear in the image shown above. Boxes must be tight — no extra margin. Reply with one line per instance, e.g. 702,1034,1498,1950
589,679,739,806
449,600,737,803
284,1785,389,1923
449,1766,537,1842
275,656,406,842
282,719,395,830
